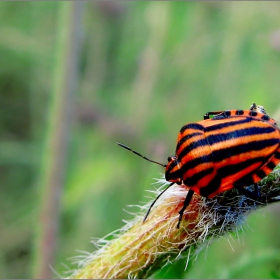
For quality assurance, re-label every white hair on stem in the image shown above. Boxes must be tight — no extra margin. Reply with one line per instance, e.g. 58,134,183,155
64,165,280,279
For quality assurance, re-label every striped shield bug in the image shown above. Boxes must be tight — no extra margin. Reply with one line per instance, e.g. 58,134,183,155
117,104,280,228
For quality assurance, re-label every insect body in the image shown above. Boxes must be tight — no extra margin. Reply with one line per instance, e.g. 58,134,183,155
118,104,280,228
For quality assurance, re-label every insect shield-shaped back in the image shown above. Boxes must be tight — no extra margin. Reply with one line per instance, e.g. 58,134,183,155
117,103,280,229
165,155,182,184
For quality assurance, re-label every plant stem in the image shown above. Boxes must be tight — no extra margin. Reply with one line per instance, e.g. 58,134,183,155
32,2,83,278
67,166,280,279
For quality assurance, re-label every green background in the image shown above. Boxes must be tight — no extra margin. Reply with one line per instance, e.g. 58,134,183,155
1,1,280,278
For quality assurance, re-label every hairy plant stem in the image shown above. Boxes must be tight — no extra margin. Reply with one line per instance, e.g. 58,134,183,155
67,165,280,279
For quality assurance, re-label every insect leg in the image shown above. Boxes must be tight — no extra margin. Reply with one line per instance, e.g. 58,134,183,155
235,185,262,201
253,183,260,198
177,189,194,229
204,111,224,120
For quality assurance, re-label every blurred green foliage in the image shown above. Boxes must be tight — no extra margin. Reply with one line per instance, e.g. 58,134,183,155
1,1,280,278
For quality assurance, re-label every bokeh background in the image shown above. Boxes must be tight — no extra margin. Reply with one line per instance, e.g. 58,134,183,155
1,1,280,278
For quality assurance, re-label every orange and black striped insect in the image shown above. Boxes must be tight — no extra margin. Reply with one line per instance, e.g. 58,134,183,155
117,103,280,228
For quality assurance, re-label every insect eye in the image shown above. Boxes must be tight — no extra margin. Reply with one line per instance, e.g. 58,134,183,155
167,155,178,164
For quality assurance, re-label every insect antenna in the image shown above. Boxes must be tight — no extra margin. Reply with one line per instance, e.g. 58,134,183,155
143,182,174,222
117,142,166,167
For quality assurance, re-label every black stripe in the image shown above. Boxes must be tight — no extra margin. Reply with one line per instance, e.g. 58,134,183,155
256,169,267,179
165,159,181,182
261,115,270,121
218,157,267,179
242,175,255,186
233,174,255,188
176,132,202,152
267,161,276,171
179,123,205,134
249,111,258,117
166,169,181,181
199,176,221,197
207,126,276,146
166,159,178,174
180,154,212,175
211,139,279,163
178,138,209,161
275,151,280,159
236,110,244,115
206,118,252,132
183,167,214,187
